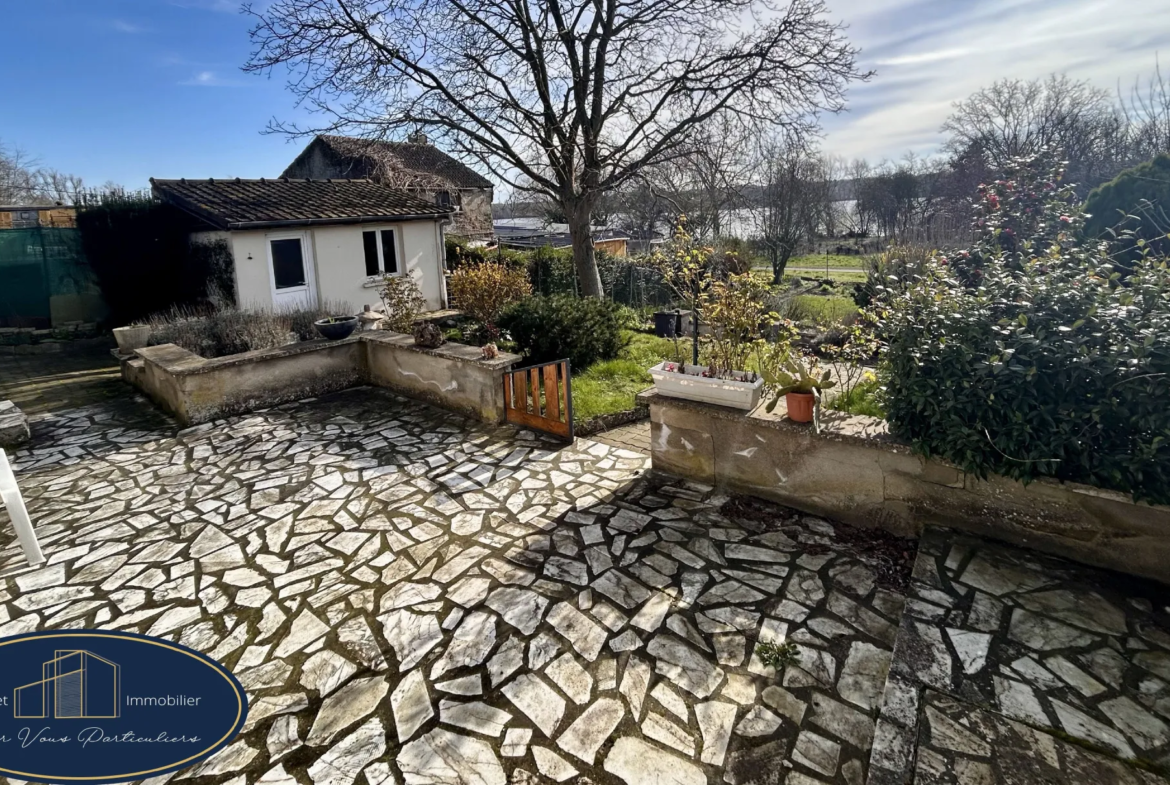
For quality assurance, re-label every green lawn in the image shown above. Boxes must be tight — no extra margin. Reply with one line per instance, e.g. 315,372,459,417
785,295,859,326
572,332,678,423
788,253,868,269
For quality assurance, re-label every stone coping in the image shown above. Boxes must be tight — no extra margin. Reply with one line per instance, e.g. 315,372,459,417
638,388,900,448
135,332,521,375
639,389,1169,513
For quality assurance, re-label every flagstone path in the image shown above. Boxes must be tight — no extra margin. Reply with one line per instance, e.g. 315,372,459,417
2,386,1168,785
2,387,906,785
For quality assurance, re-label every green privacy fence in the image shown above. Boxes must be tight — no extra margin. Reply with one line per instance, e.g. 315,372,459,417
0,228,106,328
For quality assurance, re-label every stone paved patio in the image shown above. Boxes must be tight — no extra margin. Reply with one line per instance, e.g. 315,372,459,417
1,388,908,785
0,345,123,415
2,386,1168,785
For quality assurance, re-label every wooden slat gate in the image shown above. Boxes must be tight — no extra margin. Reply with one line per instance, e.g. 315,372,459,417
504,359,573,441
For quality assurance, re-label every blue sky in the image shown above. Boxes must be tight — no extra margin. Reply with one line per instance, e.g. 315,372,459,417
2,0,1169,191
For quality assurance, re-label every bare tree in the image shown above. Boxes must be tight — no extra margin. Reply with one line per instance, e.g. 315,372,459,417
1121,57,1170,161
244,0,867,296
35,169,86,204
0,141,43,204
752,136,828,283
942,74,1125,194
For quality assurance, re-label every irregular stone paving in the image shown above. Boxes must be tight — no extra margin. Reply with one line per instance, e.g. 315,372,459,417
870,527,1170,784
0,387,906,785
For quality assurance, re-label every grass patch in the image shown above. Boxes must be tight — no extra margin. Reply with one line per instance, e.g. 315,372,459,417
788,253,867,269
572,332,677,423
785,295,859,326
828,376,885,418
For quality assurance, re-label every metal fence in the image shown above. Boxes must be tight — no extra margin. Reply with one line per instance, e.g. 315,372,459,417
0,228,105,328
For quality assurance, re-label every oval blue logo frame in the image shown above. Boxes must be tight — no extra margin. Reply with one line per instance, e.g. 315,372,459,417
0,629,248,784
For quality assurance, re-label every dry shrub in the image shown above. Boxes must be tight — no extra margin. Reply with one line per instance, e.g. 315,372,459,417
447,261,532,340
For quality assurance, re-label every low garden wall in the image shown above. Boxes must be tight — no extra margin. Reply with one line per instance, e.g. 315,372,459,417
641,390,1170,584
124,333,520,427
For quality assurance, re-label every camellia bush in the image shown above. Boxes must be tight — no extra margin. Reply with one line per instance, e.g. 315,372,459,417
876,153,1170,503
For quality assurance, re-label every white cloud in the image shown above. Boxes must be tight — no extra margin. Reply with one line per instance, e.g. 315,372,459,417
110,19,146,34
819,0,1170,162
180,70,245,87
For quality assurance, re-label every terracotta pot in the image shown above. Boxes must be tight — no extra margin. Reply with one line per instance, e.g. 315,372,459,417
786,391,816,423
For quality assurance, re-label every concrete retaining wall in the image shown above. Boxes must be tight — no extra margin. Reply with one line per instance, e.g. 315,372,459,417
126,333,519,427
643,390,1170,584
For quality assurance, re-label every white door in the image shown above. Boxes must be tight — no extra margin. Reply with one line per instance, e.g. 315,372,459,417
266,231,317,309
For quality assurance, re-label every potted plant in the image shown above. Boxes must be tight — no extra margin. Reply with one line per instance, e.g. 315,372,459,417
313,315,359,340
648,273,773,411
762,352,835,428
112,323,151,353
649,361,764,410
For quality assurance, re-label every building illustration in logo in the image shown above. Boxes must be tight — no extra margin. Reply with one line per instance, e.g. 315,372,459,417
14,650,120,719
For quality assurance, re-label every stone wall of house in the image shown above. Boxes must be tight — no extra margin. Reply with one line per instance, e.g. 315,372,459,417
641,390,1170,584
451,187,494,240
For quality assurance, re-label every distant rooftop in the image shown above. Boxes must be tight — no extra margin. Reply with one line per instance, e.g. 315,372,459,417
150,177,453,230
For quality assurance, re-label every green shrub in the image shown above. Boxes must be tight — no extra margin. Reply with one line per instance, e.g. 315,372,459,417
880,153,1170,503
1083,153,1170,265
854,244,932,308
499,295,629,369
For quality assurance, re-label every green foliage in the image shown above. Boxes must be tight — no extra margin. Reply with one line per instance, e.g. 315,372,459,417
949,152,1085,288
499,295,629,369
77,199,233,325
879,153,1170,503
1083,153,1170,264
855,245,933,308
755,641,801,672
761,351,835,401
572,333,677,423
785,295,858,326
447,261,533,341
379,275,427,332
828,374,885,418
701,273,776,374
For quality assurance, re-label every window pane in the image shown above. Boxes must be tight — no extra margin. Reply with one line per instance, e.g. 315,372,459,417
270,238,306,289
363,231,380,276
381,229,398,274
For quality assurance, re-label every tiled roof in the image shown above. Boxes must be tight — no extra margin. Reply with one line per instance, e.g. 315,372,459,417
282,135,494,190
150,177,452,229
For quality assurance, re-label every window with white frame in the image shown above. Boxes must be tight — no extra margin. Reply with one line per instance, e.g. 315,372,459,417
362,228,399,276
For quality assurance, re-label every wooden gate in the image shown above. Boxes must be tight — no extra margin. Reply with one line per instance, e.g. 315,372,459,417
504,359,573,441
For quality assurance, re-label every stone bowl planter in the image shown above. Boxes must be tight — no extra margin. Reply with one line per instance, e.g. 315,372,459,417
113,325,152,353
649,361,763,410
314,316,359,341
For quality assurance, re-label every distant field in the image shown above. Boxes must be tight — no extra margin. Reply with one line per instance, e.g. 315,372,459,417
789,253,868,269
754,254,867,271
782,269,866,283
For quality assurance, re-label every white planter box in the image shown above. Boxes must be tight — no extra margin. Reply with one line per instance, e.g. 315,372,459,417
649,362,764,410
113,325,151,353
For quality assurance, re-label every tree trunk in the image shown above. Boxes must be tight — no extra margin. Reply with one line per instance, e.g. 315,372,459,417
566,201,604,298
773,247,792,284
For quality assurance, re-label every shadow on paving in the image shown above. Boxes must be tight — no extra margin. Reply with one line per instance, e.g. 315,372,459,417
871,527,1170,784
0,344,125,415
0,386,914,785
